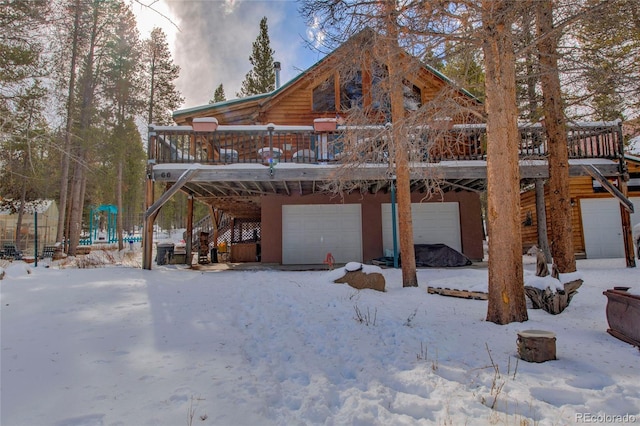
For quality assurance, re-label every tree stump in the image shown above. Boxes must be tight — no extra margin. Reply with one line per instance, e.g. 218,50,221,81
526,248,581,315
524,279,583,315
517,330,556,363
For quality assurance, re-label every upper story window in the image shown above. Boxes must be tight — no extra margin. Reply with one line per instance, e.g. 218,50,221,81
340,71,363,110
312,67,422,114
403,81,422,111
371,63,422,113
312,76,336,112
371,63,389,111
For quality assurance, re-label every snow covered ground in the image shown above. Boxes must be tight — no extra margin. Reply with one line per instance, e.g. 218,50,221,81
1,249,639,426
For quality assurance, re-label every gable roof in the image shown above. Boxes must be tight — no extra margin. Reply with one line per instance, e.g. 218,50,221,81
172,28,480,124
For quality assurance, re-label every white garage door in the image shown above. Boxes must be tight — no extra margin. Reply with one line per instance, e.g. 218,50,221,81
282,204,362,264
630,197,640,231
581,198,624,258
381,202,461,254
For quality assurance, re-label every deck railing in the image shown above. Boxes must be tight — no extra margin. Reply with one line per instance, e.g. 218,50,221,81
148,121,624,166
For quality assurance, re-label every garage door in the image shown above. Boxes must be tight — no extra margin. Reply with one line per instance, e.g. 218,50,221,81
581,198,624,258
282,204,362,264
631,197,640,231
381,202,461,254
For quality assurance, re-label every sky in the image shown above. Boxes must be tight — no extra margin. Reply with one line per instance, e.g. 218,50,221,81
1,236,639,425
131,0,325,109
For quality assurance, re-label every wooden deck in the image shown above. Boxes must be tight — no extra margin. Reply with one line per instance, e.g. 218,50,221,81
147,121,625,219
149,121,624,166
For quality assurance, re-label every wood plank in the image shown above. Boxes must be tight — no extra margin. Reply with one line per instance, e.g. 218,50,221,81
583,164,634,212
427,286,488,300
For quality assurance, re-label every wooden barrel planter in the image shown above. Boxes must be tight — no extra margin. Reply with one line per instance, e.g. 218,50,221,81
517,330,557,363
603,287,640,348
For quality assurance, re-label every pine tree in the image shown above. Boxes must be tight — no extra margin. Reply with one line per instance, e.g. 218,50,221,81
514,6,542,122
66,1,102,255
63,0,132,255
0,0,48,101
438,40,485,101
101,2,144,250
0,81,52,249
237,17,276,97
102,4,143,124
51,0,83,248
143,27,183,125
534,0,577,274
482,1,528,324
576,0,640,120
0,1,52,249
210,84,226,103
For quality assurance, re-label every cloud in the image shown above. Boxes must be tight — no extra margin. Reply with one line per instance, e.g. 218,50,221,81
165,0,321,108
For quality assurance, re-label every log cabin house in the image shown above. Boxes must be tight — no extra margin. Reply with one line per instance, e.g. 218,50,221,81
521,154,640,260
142,30,631,269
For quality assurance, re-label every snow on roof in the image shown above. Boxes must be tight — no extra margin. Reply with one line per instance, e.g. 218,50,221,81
0,200,54,215
149,125,193,132
627,136,640,155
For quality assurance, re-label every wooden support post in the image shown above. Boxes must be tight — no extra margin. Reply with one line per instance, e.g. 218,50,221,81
517,330,556,363
209,206,219,246
186,195,194,267
535,179,552,264
142,162,155,270
142,159,200,269
618,177,636,268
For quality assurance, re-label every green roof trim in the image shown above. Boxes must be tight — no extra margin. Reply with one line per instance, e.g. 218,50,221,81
172,92,272,118
421,62,480,102
172,60,319,120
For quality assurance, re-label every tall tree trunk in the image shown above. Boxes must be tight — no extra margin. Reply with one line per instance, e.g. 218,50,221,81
67,155,85,255
395,134,418,287
147,51,156,124
15,179,28,250
117,159,123,251
384,1,417,287
68,1,100,256
57,0,82,249
536,0,576,273
482,0,528,324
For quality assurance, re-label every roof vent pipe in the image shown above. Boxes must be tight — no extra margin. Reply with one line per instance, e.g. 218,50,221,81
274,62,281,89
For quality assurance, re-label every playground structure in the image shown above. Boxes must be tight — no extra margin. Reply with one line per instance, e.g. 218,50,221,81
82,204,118,245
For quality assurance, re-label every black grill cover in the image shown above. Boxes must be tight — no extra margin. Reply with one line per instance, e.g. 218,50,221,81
414,244,472,267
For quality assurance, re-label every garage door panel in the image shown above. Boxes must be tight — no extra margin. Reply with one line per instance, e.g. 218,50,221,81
581,198,624,259
382,202,461,253
630,197,640,229
282,205,362,264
